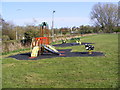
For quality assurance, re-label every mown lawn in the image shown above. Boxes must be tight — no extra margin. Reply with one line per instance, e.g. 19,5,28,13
2,34,119,88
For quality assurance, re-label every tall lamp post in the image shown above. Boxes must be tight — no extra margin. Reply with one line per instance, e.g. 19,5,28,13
52,10,55,41
16,9,22,40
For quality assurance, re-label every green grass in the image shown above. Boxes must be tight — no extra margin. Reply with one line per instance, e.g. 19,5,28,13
2,48,30,55
2,34,119,88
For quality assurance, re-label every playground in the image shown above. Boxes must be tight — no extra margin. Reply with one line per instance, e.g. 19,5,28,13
2,34,118,88
2,1,119,88
7,22,104,60
2,22,119,88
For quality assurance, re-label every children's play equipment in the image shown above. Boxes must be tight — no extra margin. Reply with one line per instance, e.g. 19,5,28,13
10,30,104,60
60,37,81,45
9,21,104,60
85,44,94,54
30,22,60,58
70,37,81,44
76,40,81,44
62,39,67,44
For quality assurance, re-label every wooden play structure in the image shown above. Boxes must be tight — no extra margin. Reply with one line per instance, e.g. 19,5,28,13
30,22,60,58
39,22,50,44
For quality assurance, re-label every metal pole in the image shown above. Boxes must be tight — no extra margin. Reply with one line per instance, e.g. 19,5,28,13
52,11,55,41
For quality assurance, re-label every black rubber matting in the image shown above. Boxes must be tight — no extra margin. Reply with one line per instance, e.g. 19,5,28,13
53,42,94,47
8,49,105,60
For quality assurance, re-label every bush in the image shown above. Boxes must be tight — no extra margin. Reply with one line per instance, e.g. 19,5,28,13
2,35,10,41
24,30,39,42
2,40,26,53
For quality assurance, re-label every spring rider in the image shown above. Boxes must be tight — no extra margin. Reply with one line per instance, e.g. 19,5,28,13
85,44,94,54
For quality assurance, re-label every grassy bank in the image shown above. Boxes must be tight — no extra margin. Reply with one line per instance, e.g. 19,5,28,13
2,34,118,88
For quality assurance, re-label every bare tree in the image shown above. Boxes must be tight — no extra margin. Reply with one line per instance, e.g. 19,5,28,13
90,3,118,33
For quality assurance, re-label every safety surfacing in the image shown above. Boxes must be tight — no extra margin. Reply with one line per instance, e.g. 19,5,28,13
8,49,105,60
53,42,94,47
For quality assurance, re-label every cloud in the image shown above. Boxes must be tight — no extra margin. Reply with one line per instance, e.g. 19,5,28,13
12,17,91,28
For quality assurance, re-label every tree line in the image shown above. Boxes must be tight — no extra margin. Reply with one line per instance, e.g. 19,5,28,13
1,2,119,42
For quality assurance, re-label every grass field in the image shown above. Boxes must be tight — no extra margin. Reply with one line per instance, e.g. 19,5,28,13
2,34,119,88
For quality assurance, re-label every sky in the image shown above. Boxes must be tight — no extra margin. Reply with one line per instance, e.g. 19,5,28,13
1,1,118,28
